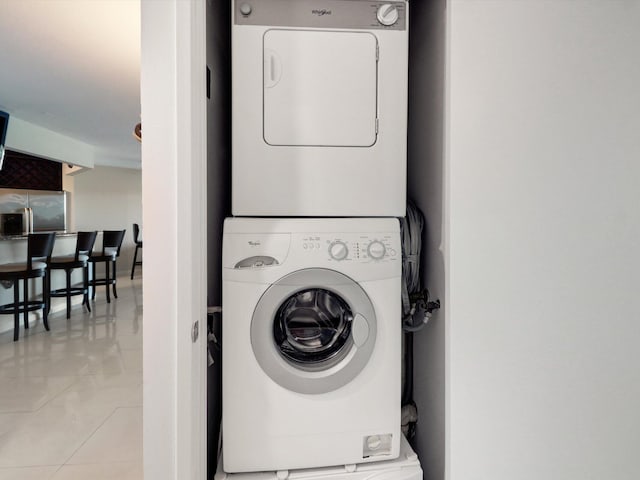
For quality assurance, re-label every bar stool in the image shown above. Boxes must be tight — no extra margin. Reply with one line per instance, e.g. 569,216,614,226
0,233,56,341
49,231,97,319
130,223,142,279
89,230,126,303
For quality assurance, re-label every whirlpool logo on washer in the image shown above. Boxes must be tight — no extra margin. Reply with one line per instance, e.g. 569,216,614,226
311,9,332,16
248,240,261,247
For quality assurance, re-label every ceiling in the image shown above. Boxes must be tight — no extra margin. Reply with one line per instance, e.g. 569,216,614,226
0,0,141,169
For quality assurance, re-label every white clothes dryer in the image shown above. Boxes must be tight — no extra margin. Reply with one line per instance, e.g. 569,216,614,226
232,0,409,217
222,218,402,473
215,435,422,480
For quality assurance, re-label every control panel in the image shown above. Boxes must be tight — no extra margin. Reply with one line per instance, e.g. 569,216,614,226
299,233,398,263
234,0,407,31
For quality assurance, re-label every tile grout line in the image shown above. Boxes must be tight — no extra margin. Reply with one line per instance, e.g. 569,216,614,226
59,406,143,468
0,373,76,414
0,464,62,480
33,375,84,414
50,462,65,479
58,406,120,467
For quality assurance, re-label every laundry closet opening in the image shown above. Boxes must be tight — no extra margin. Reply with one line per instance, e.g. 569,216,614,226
205,0,446,478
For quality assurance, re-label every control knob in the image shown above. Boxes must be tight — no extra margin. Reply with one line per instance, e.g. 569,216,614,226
239,3,252,15
329,241,348,261
377,4,399,26
367,240,386,260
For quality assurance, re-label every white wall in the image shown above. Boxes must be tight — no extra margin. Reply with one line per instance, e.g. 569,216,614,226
72,165,142,276
6,116,95,168
448,1,640,479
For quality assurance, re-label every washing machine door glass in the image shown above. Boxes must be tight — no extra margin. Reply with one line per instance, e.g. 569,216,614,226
251,268,377,395
274,288,353,365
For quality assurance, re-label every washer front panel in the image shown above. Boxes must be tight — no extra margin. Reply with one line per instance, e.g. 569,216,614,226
251,268,377,394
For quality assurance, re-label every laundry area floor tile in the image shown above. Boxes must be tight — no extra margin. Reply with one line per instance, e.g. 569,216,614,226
0,465,59,480
66,407,142,465
0,376,77,413
0,277,143,479
50,462,143,480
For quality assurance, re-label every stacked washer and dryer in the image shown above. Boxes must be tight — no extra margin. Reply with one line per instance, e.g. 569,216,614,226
220,1,422,479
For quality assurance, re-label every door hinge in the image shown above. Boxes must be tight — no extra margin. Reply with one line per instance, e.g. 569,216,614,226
206,66,211,99
191,320,199,343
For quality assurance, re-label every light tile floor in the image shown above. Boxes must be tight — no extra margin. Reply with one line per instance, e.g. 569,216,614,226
0,277,143,480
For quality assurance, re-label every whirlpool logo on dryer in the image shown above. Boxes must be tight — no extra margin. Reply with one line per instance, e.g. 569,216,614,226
248,241,261,247
311,9,332,16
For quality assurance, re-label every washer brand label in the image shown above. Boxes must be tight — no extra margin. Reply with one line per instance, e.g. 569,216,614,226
311,9,332,16
248,241,261,246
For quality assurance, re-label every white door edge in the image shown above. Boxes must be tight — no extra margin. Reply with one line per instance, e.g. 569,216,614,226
141,1,207,479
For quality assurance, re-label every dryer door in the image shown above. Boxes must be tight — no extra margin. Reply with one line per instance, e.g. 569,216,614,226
251,268,377,394
263,29,378,147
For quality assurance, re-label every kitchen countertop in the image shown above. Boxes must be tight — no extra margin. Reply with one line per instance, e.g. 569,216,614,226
0,231,78,241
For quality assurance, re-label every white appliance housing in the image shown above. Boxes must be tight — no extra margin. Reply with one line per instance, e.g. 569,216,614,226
232,0,409,217
215,435,422,480
222,218,402,472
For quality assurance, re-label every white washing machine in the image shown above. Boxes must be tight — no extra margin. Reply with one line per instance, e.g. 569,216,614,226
215,435,422,480
232,0,409,217
222,218,401,472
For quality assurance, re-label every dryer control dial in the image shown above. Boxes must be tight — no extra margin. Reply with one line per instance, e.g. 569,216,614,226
329,241,349,261
367,240,386,260
377,4,399,26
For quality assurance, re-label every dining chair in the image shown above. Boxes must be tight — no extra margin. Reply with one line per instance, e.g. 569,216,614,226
49,231,97,318
130,223,142,279
0,233,56,341
88,230,126,303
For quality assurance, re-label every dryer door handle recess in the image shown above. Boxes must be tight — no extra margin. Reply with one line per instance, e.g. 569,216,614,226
263,49,282,88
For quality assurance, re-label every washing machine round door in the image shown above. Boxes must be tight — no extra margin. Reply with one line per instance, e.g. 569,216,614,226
251,268,377,394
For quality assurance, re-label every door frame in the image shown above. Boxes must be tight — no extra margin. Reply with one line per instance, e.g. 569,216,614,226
141,1,207,479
